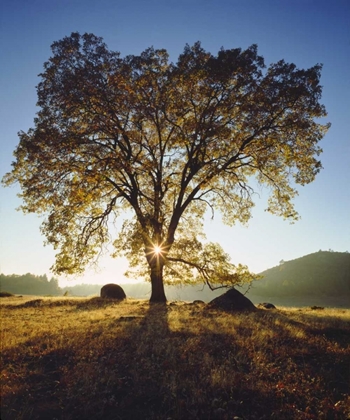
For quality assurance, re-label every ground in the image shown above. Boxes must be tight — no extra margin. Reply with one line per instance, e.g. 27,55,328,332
1,296,349,419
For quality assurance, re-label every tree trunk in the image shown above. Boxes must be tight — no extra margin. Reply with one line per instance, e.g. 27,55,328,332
150,262,167,303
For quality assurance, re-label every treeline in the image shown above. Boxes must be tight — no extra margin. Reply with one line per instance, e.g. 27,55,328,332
62,283,101,296
0,273,61,296
0,274,104,296
0,274,101,296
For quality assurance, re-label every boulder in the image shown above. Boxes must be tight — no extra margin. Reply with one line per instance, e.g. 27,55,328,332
192,300,205,305
258,302,276,309
100,283,126,300
0,291,14,298
208,288,256,312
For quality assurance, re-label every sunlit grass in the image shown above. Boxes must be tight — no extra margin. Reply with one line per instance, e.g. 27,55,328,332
1,296,349,419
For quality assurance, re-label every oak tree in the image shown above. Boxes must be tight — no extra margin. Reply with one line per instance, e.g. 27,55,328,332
2,33,329,302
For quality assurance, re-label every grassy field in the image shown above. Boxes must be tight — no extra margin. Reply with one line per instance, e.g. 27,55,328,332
1,296,349,420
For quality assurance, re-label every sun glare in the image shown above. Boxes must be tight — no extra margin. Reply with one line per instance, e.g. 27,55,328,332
154,245,162,255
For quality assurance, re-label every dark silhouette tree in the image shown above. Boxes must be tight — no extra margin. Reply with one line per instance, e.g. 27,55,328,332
2,33,329,302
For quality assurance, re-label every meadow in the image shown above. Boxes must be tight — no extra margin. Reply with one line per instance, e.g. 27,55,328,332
1,296,349,419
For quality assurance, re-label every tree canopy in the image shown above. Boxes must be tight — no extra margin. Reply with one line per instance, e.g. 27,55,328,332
2,33,329,302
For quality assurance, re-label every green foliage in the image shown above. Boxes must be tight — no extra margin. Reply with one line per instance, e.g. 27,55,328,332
0,273,61,296
2,33,329,300
250,251,350,297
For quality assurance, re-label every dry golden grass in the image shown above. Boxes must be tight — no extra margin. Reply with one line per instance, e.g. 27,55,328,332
1,296,349,419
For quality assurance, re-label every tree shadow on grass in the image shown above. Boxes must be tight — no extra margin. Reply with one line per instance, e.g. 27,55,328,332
74,296,127,311
2,304,349,419
1,346,76,420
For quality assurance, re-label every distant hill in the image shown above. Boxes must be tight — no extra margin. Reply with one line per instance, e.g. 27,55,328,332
247,251,350,298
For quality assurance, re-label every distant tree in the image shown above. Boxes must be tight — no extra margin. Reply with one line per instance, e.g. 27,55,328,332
48,277,61,295
2,33,329,302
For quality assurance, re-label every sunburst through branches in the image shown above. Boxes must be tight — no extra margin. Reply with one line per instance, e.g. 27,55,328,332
153,245,162,256
146,243,166,261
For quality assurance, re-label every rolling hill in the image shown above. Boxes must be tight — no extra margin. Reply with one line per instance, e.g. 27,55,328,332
247,250,350,298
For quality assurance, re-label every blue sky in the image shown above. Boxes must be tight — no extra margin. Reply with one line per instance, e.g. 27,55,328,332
1,0,349,287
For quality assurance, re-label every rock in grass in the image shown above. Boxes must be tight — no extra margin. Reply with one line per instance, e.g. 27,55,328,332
0,291,14,297
208,288,256,312
258,302,276,309
192,300,205,305
100,283,126,300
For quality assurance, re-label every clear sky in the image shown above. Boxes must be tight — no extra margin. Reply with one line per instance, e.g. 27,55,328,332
1,0,349,287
